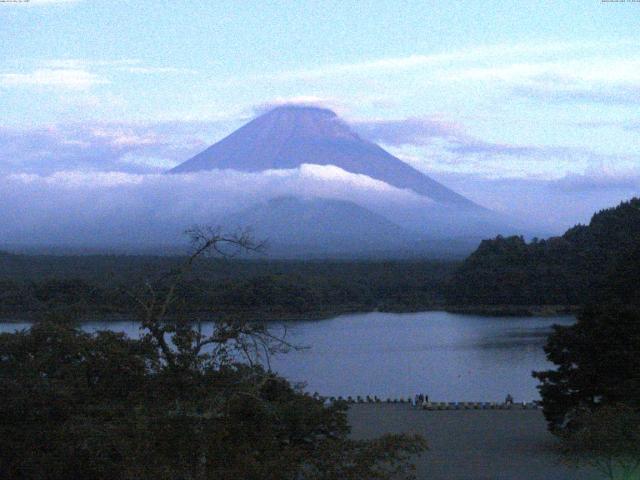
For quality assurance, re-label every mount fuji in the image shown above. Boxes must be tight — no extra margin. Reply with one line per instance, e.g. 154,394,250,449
170,105,511,257
171,105,476,207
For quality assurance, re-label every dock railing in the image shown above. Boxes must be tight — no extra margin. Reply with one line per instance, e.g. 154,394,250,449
321,395,542,410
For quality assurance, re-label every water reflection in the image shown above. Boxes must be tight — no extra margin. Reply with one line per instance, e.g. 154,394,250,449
269,311,574,401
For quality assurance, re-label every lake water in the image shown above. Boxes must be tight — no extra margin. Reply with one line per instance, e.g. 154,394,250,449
0,311,574,402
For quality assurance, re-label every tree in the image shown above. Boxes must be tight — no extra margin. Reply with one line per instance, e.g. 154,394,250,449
0,227,426,480
447,197,640,307
558,404,640,479
532,305,640,432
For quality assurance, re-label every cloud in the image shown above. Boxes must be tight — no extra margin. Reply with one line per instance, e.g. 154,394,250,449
0,165,429,247
550,169,640,192
514,84,640,105
353,116,541,157
40,58,194,75
4,112,632,189
377,122,640,183
451,58,640,85
0,122,214,174
347,113,640,186
572,119,640,132
352,117,460,146
293,163,422,197
42,59,139,69
1,161,634,247
123,66,197,75
448,57,640,106
252,96,346,115
263,41,595,82
88,126,162,147
0,59,194,93
446,139,539,156
118,154,179,170
431,170,640,233
0,68,107,89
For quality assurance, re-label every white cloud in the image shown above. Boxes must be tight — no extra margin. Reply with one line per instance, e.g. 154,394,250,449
123,66,197,75
42,59,139,69
252,96,348,115
118,153,180,171
0,68,107,89
88,126,162,147
0,121,210,174
454,59,640,84
445,57,640,105
247,40,617,83
0,59,191,94
0,165,430,246
39,59,194,76
551,166,640,192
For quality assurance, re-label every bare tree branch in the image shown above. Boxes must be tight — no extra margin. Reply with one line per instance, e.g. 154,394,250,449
125,226,287,374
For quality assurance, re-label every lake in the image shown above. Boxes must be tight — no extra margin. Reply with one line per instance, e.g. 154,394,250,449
0,311,574,402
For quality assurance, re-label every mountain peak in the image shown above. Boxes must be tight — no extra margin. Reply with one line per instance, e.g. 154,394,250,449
264,104,338,118
255,104,358,141
170,106,480,208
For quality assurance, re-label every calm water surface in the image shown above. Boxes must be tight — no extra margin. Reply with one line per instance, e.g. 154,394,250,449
0,311,574,402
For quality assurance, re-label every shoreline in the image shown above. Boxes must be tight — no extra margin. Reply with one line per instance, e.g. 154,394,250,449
444,304,580,317
0,304,578,323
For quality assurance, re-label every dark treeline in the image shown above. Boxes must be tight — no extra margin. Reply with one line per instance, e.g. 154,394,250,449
5,197,640,318
447,198,640,307
0,253,457,319
442,196,640,473
441,198,640,472
0,231,426,479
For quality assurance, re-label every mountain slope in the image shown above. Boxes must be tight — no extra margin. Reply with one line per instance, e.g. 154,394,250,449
218,196,424,257
170,105,479,208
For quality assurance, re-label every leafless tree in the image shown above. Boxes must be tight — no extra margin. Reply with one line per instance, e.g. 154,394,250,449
127,226,292,372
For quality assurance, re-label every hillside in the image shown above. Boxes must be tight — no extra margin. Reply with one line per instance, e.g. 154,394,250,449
446,198,640,307
217,196,425,257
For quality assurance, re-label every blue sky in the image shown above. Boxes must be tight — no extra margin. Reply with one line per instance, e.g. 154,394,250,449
1,0,639,230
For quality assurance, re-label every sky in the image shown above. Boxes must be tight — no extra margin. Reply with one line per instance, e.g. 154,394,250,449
1,0,639,236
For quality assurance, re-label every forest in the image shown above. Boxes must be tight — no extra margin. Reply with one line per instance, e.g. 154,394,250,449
3,200,640,478
0,253,456,320
0,231,426,479
446,198,640,308
4,198,640,321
